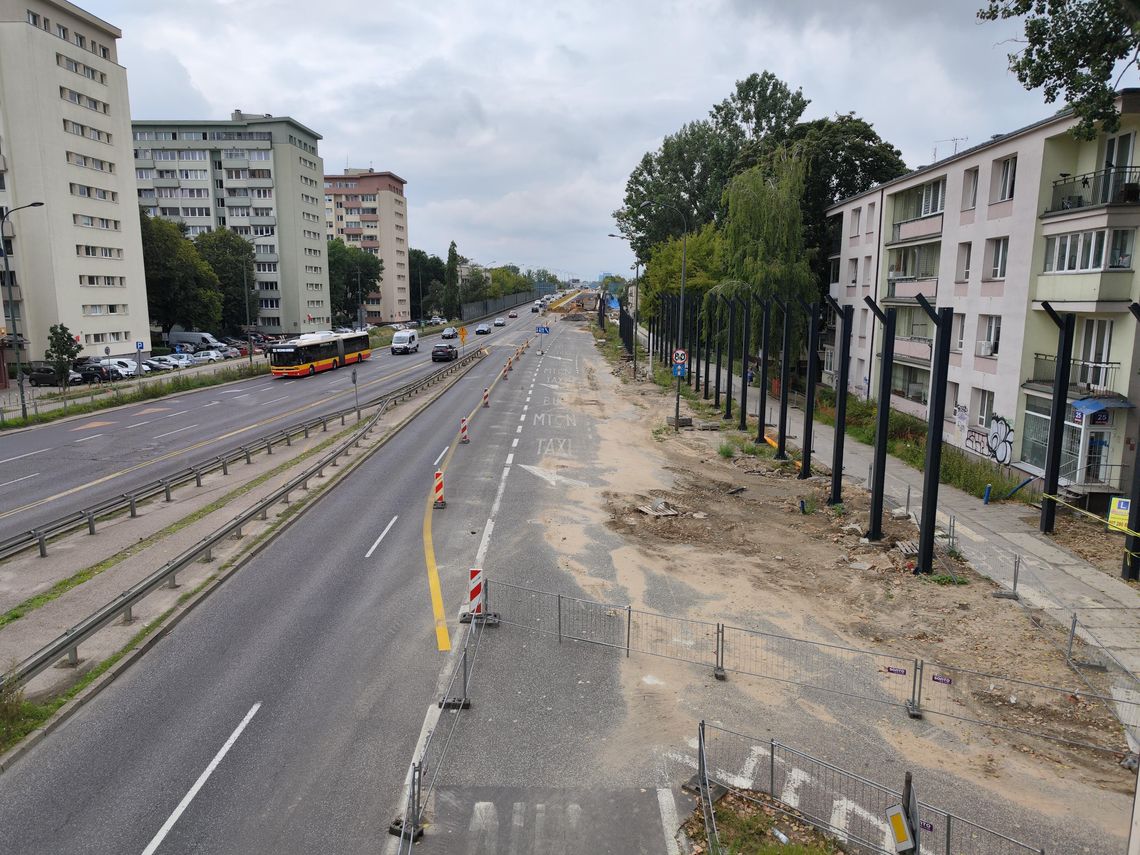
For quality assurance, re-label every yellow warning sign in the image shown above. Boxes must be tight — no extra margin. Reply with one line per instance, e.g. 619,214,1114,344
1109,497,1131,532
458,326,468,343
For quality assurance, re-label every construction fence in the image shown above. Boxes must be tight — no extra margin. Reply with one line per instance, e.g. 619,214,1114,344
698,721,1046,854
485,578,1140,755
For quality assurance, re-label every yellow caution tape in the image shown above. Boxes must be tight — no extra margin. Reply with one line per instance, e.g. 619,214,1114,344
1042,493,1140,539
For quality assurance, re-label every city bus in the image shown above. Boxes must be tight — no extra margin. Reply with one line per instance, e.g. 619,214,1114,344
267,331,372,377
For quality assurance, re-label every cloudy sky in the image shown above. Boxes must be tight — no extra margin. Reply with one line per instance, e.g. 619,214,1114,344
86,0,1051,281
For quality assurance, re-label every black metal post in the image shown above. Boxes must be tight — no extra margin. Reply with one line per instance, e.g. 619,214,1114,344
774,298,792,460
1124,303,1140,580
799,300,819,479
865,297,896,541
915,296,953,574
825,299,853,505
724,296,737,420
738,297,752,431
714,300,724,409
693,311,701,391
755,297,770,444
703,302,712,400
688,305,697,387
1041,302,1076,534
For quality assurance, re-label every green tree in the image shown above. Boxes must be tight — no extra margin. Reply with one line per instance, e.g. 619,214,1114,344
194,228,255,335
44,323,82,389
327,239,383,326
979,0,1140,139
709,70,810,145
409,248,446,321
443,241,461,319
462,268,490,302
140,211,223,335
640,221,724,322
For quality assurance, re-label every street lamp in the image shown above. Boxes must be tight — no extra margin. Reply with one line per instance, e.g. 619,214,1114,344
1,201,44,421
242,260,255,370
607,233,641,382
638,202,688,431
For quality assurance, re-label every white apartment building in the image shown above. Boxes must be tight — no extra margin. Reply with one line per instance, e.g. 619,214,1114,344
133,111,328,336
0,0,150,363
826,91,1140,507
324,169,410,323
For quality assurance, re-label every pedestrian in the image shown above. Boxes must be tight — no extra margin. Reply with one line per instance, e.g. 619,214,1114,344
747,367,755,385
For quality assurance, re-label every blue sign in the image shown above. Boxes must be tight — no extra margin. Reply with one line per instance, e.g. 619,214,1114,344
536,326,550,334
672,364,687,378
135,340,145,350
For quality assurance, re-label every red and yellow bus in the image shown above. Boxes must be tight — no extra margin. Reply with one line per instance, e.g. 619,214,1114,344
268,331,372,377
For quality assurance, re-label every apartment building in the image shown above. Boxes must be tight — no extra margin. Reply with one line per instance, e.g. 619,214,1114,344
0,0,150,363
133,111,328,336
324,169,410,323
826,91,1140,506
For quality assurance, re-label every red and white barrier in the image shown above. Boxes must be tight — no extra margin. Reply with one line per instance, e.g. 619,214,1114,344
460,417,470,444
482,388,490,408
433,469,445,509
468,567,484,616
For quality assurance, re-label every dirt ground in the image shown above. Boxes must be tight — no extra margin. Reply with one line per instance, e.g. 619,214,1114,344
1035,511,1137,582
540,327,1135,835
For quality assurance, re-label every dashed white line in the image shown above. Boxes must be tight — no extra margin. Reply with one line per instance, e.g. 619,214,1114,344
140,702,261,855
365,515,399,558
74,434,103,443
0,473,38,488
518,414,526,423
522,405,528,412
516,426,522,434
505,453,514,465
125,420,151,429
154,424,197,439
260,396,289,406
230,393,250,400
433,446,449,467
201,401,220,408
0,448,49,465
511,438,519,448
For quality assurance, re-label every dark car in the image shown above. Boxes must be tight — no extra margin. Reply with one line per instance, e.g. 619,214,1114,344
530,305,540,313
475,323,491,335
441,327,458,339
431,343,458,362
24,362,81,387
74,361,119,383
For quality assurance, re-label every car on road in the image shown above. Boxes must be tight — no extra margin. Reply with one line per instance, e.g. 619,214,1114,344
508,310,518,318
475,323,491,335
531,305,540,312
24,362,81,387
441,327,458,339
390,329,419,354
493,317,506,327
431,343,458,362
191,350,224,364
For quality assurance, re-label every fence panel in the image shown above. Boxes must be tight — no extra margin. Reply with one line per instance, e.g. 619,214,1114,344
721,624,916,709
490,580,561,637
628,609,718,667
560,596,627,649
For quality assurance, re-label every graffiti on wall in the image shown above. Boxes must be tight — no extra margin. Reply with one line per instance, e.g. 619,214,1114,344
987,416,1015,465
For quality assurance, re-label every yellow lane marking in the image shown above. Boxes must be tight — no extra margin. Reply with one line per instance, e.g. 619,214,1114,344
0,359,426,522
70,420,116,431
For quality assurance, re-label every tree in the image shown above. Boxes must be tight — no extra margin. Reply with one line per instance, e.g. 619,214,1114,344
139,211,223,336
979,0,1139,139
327,239,382,325
640,221,724,322
443,242,461,319
44,323,82,389
194,229,255,335
462,268,490,302
409,248,446,321
709,71,810,145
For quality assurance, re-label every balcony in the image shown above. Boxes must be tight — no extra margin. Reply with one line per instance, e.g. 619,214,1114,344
885,276,937,302
224,193,251,206
889,213,942,244
894,335,932,364
1034,270,1135,304
1028,352,1121,394
249,216,276,227
1060,458,1126,494
1044,168,1140,214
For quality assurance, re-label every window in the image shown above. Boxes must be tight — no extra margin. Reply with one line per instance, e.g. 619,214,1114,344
956,242,972,281
847,258,858,285
55,23,68,39
1109,229,1134,268
988,237,1008,279
862,255,872,286
952,314,965,351
978,315,1001,356
962,168,978,210
997,156,1017,201
850,207,861,236
1043,230,1110,272
975,389,995,427
865,202,876,233
70,182,117,202
921,178,945,216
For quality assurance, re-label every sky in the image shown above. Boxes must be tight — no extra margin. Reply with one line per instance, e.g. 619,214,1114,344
85,0,1055,282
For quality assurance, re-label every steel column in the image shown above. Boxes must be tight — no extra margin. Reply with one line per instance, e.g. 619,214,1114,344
724,296,737,420
799,300,819,479
738,297,751,432
915,297,953,574
1040,303,1076,534
825,300,854,505
774,299,792,461
755,298,770,444
865,297,896,541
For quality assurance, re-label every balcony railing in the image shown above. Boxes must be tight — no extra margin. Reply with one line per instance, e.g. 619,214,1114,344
1047,167,1140,213
1059,458,1126,493
1030,352,1120,392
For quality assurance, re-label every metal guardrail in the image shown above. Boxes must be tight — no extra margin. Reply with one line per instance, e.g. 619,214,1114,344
0,350,485,694
487,578,1138,754
700,722,1046,854
0,350,484,563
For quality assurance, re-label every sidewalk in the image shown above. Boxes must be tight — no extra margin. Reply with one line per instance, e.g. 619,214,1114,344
658,346,1140,678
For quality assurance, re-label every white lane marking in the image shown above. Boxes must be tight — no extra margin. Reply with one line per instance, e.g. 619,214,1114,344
657,789,683,855
517,464,588,488
74,434,104,443
511,438,519,448
505,453,514,465
365,515,398,558
433,446,449,467
518,414,526,423
140,702,261,855
230,393,250,400
126,420,152,429
516,426,522,434
155,410,188,421
0,473,39,488
522,405,528,412
0,448,50,465
202,401,220,408
260,396,288,406
153,424,197,440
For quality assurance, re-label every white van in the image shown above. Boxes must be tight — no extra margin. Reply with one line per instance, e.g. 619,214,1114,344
390,329,419,354
168,330,226,352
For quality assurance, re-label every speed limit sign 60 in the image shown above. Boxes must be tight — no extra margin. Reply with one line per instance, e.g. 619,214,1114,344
672,349,688,365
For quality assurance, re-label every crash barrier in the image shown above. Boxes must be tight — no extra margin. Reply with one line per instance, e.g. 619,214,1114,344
458,289,544,323
0,351,487,696
0,350,485,563
486,578,1139,754
698,722,1046,855
391,620,485,849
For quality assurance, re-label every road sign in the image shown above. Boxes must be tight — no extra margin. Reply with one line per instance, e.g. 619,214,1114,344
536,326,550,334
672,349,687,365
458,326,468,343
136,340,145,351
671,364,687,378
351,368,357,385
1110,497,1131,532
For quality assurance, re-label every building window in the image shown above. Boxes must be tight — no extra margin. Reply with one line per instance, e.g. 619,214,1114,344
978,315,1001,356
955,242,972,281
850,207,861,236
988,237,1008,279
974,388,995,426
865,202,875,233
1044,230,1107,272
962,168,978,210
1109,229,1134,268
921,178,945,216
997,156,1016,202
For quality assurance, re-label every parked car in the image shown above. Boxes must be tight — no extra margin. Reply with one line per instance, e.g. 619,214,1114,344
150,355,184,370
99,357,140,377
508,310,518,318
219,346,241,359
493,317,506,327
76,362,117,383
475,323,491,335
431,343,458,362
430,316,445,325
441,327,458,339
191,350,223,364
143,358,172,373
165,353,194,369
24,362,81,387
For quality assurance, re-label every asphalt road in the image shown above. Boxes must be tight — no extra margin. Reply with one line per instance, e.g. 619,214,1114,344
0,308,532,544
0,315,536,854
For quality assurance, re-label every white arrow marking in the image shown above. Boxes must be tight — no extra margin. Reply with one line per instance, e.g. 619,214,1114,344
518,464,588,488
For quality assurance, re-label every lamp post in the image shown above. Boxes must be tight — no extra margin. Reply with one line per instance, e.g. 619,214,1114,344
242,261,254,370
639,201,688,431
1,201,44,421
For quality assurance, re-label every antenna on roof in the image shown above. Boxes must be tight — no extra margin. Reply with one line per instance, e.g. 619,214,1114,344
932,137,968,161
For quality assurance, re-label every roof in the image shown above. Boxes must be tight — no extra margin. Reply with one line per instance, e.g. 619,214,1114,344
131,114,323,141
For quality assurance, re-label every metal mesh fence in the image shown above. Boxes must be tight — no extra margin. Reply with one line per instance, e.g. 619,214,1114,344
701,723,1046,854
